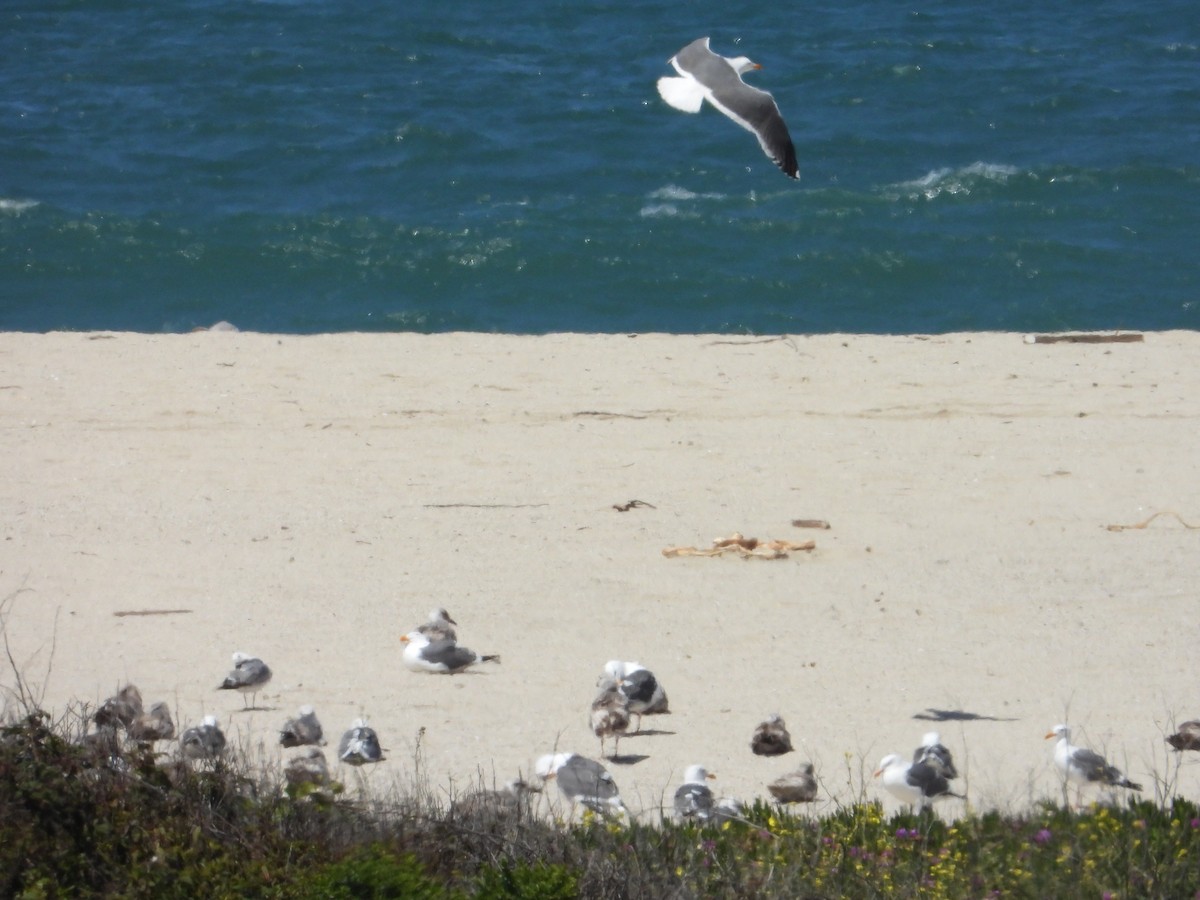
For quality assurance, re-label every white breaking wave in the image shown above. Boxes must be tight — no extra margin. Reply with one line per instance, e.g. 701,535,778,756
885,162,1023,201
0,198,39,214
645,184,726,202
640,184,726,217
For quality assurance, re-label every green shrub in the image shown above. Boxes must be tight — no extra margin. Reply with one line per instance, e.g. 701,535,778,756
474,860,578,899
3,707,1200,898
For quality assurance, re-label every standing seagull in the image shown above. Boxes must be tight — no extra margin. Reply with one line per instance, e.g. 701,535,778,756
400,630,500,674
603,660,669,733
217,652,272,709
280,705,325,748
768,763,819,804
674,764,718,822
1045,724,1141,803
535,752,628,817
874,753,963,810
590,677,631,759
657,37,798,179
913,731,958,780
338,718,385,766
180,715,226,760
751,714,794,756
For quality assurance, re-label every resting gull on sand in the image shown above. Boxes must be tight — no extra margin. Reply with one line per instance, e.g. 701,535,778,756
1046,724,1141,801
128,701,176,744
751,714,794,756
415,607,458,642
217,652,273,709
674,764,718,822
285,747,331,795
338,719,384,766
280,705,325,748
1167,720,1200,752
657,37,799,179
536,752,628,817
603,660,669,733
874,753,963,810
95,684,143,730
913,730,958,780
180,715,226,760
768,763,819,804
452,778,542,819
400,630,500,674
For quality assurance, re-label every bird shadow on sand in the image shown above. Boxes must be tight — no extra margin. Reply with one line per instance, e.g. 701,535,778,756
234,705,277,714
606,753,650,766
913,708,1018,723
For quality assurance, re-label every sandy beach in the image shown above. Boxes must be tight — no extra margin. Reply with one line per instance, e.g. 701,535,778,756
2,330,1198,817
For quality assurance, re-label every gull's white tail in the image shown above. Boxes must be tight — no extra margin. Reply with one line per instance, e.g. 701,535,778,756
657,76,706,113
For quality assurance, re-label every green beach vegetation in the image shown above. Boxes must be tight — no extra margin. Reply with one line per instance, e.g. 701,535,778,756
2,706,1199,899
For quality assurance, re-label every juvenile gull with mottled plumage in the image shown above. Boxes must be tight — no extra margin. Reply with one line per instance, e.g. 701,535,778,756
751,714,794,756
280,705,324,748
416,607,458,642
768,763,819,804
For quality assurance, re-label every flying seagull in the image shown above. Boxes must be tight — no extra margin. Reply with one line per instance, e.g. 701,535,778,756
751,714,794,756
657,37,798,179
217,652,273,709
400,630,500,674
874,753,963,810
912,731,958,780
674,764,718,822
1045,724,1141,802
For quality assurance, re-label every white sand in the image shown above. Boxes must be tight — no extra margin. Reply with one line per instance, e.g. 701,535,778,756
2,330,1198,816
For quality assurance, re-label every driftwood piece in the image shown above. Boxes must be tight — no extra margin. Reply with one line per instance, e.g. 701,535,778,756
113,609,193,617
1024,332,1144,345
791,518,831,529
1106,510,1200,532
613,500,656,512
663,532,816,560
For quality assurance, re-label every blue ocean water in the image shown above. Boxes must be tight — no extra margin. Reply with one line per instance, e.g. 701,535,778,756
2,0,1197,334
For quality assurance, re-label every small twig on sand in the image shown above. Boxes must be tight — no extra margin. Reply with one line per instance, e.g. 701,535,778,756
1106,510,1200,532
